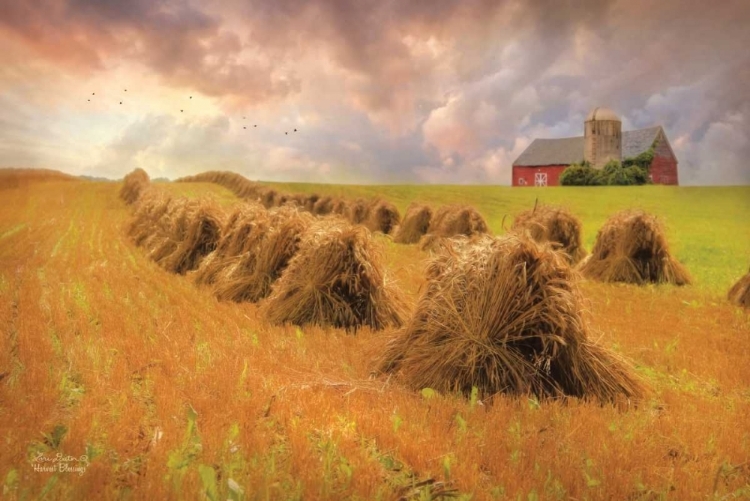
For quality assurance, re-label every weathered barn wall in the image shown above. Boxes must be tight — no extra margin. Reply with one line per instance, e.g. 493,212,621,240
650,132,679,185
512,165,568,187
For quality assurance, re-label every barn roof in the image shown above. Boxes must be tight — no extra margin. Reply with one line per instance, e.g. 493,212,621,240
622,126,662,158
513,126,663,167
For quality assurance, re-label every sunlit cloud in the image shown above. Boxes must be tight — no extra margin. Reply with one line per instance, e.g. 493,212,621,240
0,0,748,185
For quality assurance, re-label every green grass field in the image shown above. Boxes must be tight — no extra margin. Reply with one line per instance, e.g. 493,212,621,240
179,181,750,292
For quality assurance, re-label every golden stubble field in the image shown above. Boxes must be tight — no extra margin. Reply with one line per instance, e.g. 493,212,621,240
1,175,749,500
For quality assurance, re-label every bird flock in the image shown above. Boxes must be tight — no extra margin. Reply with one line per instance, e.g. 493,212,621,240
86,89,299,135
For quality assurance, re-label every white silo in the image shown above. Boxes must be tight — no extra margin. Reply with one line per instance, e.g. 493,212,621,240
584,107,622,168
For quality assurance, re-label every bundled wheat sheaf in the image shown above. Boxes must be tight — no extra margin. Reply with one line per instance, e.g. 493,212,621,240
192,202,267,286
175,171,402,234
119,168,150,205
264,219,407,330
145,198,225,275
364,199,401,235
213,206,314,302
394,203,433,244
728,268,750,308
346,199,369,224
419,205,489,251
580,210,691,285
122,168,225,276
512,204,587,264
127,191,173,247
312,196,336,215
178,171,264,200
377,234,645,404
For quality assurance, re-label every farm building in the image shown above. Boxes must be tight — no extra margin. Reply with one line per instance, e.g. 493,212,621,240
512,107,679,187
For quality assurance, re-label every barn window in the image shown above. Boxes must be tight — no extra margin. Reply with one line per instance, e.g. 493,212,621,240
534,172,548,186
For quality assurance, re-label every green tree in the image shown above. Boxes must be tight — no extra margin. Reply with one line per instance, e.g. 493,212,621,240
561,150,654,186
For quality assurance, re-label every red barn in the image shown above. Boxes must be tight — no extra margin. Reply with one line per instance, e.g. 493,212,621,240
512,125,679,187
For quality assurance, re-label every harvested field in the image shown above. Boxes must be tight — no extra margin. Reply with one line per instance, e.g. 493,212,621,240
1,173,748,501
0,167,77,189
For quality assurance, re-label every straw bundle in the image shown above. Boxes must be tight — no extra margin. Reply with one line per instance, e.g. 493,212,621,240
580,210,691,285
214,207,314,302
127,191,174,247
512,204,587,264
394,203,433,244
362,199,401,235
259,188,280,209
418,205,489,251
160,201,225,274
264,220,406,330
346,199,369,224
304,194,320,213
378,234,645,404
312,196,336,216
141,199,224,274
728,268,750,307
177,171,263,200
120,168,150,205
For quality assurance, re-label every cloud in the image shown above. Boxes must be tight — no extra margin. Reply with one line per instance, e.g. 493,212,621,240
87,114,246,178
674,106,750,186
0,0,749,184
0,0,300,105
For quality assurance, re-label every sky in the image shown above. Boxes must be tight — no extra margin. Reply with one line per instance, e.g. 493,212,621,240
1,0,749,186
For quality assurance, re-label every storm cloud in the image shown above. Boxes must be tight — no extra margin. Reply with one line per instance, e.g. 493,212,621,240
0,0,748,184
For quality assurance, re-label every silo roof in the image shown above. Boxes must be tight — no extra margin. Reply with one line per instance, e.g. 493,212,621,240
586,107,620,121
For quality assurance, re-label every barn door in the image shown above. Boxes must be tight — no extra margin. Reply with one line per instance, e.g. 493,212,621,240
534,172,548,186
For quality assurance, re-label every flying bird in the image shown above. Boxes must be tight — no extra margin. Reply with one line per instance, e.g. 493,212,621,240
243,126,247,129
254,125,257,127
294,128,297,132
92,93,95,95
119,101,122,104
190,96,193,99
